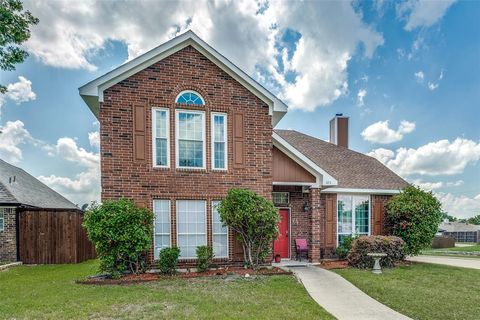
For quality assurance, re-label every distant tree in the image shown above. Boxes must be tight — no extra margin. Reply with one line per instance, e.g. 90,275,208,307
441,211,457,222
0,0,39,93
466,215,480,225
386,185,443,255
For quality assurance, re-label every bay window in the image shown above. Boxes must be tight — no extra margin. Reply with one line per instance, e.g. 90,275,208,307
337,195,370,244
211,113,227,170
212,201,228,258
153,200,171,259
152,108,170,167
176,110,205,169
177,200,206,258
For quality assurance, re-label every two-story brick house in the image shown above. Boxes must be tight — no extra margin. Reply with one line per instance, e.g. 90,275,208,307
79,31,408,264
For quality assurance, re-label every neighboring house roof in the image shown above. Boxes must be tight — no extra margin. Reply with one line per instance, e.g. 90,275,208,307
0,159,77,209
439,221,480,232
79,30,288,126
274,129,409,191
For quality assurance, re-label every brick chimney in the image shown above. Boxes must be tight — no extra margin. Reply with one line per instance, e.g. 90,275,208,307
329,113,349,148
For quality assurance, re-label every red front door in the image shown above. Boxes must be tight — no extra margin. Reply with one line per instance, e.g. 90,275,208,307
274,209,289,258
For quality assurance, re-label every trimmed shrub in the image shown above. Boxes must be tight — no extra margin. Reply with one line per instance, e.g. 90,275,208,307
158,247,181,275
196,245,214,272
347,235,405,269
217,188,279,269
335,236,355,259
83,199,153,277
386,185,443,255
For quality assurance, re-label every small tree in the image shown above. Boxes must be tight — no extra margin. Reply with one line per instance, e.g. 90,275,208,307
386,185,442,255
83,199,154,277
217,188,279,269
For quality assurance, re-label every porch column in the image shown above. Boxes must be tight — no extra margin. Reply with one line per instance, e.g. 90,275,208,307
310,188,322,262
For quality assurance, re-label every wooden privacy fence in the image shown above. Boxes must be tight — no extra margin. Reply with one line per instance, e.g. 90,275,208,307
18,209,95,264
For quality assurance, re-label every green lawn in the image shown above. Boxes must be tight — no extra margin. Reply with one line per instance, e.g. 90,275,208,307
335,263,480,320
0,260,333,319
421,244,480,258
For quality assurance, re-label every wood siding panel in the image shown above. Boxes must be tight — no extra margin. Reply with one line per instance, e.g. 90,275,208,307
272,147,316,183
373,200,383,235
232,112,245,168
133,105,146,161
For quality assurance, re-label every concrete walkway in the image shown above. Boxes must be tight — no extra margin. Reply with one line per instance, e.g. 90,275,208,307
289,266,411,320
408,255,480,270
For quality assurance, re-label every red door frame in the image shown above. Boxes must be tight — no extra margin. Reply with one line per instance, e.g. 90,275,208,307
274,208,290,259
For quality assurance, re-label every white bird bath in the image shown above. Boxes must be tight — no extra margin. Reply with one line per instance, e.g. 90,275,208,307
367,253,387,274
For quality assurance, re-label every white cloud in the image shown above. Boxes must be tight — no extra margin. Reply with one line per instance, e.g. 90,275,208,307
0,76,36,118
396,0,456,31
357,89,367,107
38,136,100,206
88,131,100,149
428,82,439,91
24,0,383,112
414,71,424,82
414,179,464,191
362,120,415,144
436,192,480,219
0,120,34,163
368,138,480,176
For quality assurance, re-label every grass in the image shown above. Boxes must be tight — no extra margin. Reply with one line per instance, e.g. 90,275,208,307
335,263,480,320
0,260,333,319
421,244,480,258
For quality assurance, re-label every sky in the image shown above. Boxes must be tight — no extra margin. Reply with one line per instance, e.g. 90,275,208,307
0,0,479,218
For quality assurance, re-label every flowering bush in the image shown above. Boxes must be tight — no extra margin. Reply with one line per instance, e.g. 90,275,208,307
347,235,405,269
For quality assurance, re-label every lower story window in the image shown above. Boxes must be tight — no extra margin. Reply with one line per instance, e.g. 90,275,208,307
153,200,171,260
212,201,228,258
337,195,370,244
177,200,206,258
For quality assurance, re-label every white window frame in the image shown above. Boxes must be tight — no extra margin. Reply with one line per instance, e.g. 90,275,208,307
175,90,205,105
212,200,229,258
153,200,171,260
211,112,228,170
175,109,206,169
0,207,5,232
176,200,207,259
272,192,290,206
336,194,371,246
152,107,170,168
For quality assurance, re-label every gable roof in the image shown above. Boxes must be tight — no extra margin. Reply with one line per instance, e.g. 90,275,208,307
439,221,480,232
274,129,409,192
0,159,77,209
79,30,288,126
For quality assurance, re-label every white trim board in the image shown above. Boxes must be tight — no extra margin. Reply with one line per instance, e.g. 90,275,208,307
272,132,338,187
79,30,288,126
321,188,401,195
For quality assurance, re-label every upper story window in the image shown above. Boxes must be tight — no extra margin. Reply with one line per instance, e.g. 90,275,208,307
176,110,205,169
212,113,227,170
175,90,205,105
152,108,170,167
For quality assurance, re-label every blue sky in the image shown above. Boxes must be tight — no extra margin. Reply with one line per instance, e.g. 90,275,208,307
0,0,479,217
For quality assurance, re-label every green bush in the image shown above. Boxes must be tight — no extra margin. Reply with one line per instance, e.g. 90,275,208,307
217,188,279,269
83,199,153,277
196,245,214,272
336,236,355,259
158,247,181,275
386,185,443,255
348,235,405,269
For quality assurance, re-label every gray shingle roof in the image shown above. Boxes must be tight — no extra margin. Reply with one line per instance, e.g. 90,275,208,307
0,159,77,209
439,222,480,232
275,129,409,190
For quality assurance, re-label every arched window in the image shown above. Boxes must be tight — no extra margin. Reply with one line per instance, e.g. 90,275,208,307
175,90,205,105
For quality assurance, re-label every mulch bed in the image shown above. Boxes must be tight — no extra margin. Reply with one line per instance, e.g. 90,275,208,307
319,259,349,270
77,266,291,285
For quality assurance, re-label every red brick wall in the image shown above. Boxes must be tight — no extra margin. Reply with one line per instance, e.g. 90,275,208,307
99,45,273,264
0,207,17,262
